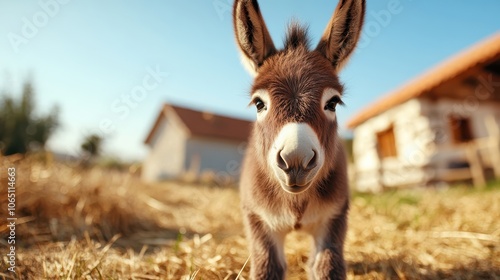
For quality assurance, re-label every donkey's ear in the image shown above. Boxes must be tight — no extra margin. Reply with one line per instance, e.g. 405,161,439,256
233,0,276,76
316,0,365,72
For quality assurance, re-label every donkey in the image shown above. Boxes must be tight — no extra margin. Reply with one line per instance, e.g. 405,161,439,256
233,0,365,279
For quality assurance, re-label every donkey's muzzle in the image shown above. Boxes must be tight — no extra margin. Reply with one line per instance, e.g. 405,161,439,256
277,149,317,191
269,123,324,194
277,149,317,172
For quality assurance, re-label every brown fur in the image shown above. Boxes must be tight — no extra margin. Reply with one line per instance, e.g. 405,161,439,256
233,1,365,279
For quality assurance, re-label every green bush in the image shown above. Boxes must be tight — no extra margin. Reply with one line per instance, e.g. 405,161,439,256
0,81,59,155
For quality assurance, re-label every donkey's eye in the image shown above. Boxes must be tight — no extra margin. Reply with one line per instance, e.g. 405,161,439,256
254,98,266,113
324,96,343,112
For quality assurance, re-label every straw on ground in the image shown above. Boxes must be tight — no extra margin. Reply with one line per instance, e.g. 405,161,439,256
0,156,498,279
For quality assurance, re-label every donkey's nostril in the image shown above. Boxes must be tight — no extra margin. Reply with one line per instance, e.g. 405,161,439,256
277,150,288,171
305,150,317,171
277,149,317,173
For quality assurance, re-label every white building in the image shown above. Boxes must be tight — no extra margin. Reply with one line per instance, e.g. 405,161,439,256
142,103,252,182
348,33,500,192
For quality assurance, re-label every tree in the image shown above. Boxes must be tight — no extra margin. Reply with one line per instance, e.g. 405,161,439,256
0,81,59,156
81,134,103,159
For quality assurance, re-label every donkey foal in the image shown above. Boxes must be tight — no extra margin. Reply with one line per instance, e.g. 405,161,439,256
232,0,365,279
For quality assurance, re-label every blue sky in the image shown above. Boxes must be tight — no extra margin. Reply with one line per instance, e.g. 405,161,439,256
1,0,499,161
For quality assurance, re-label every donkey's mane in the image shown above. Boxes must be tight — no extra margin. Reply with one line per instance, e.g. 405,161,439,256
283,22,311,51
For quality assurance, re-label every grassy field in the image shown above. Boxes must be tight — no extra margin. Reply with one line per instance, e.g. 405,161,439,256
1,156,499,279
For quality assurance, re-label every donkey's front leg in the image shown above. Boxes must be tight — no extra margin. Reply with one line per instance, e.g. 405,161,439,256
244,212,286,280
310,211,348,280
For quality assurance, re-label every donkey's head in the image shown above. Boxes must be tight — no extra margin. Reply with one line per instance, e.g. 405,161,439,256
234,0,365,194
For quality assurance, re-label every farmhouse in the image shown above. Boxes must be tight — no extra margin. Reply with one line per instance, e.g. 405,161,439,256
142,103,252,182
348,33,500,192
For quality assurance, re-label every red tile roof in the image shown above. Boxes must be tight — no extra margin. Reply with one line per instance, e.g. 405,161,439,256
144,104,252,144
347,33,500,129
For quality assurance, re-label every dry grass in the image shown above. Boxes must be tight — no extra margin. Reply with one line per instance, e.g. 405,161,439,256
0,155,499,279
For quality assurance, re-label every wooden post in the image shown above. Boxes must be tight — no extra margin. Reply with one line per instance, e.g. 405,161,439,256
377,164,385,192
465,142,486,187
485,115,500,179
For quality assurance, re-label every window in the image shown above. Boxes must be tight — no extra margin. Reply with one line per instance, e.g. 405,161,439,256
448,115,473,143
377,126,398,159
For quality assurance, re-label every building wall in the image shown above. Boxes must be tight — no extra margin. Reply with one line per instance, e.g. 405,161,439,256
352,99,432,192
420,98,500,172
184,137,246,180
142,110,188,182
352,97,500,192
